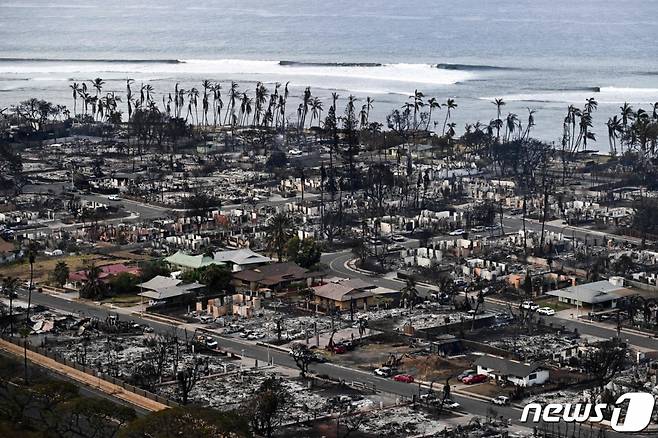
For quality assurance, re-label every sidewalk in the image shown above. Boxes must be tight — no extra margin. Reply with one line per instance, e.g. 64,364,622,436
0,338,168,412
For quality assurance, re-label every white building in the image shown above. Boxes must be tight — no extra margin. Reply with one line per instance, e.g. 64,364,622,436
475,355,549,387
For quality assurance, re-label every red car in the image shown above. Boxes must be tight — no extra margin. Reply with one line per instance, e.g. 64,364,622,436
462,374,487,385
393,374,415,383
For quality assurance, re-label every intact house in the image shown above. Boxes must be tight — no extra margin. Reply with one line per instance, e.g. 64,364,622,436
164,248,271,273
475,355,549,387
138,275,205,308
231,262,312,292
68,263,141,289
312,277,398,312
164,251,225,273
545,278,637,311
211,248,271,272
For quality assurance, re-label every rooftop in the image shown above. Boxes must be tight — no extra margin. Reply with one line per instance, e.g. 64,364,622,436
474,355,544,378
546,279,635,304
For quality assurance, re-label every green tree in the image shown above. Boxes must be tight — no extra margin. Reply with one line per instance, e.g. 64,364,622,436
286,237,321,268
109,272,139,295
51,261,69,287
266,213,294,262
79,263,108,300
285,236,301,261
198,264,231,293
295,238,321,268
139,259,171,282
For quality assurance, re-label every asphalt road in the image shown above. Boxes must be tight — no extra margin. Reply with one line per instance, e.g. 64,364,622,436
15,288,652,436
322,249,658,350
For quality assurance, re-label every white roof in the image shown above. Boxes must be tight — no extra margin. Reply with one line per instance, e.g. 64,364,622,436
138,275,181,291
547,280,633,304
212,249,271,266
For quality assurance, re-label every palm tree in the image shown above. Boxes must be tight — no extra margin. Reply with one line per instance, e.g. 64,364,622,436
301,87,312,129
253,82,268,127
446,122,457,139
426,97,440,130
400,278,418,309
620,102,634,129
442,98,457,135
79,263,107,300
606,116,622,155
409,89,424,131
92,77,105,97
492,98,505,141
2,277,19,335
211,82,223,128
224,81,239,125
266,213,293,261
69,82,80,117
310,97,323,128
187,88,199,124
364,96,374,127
522,108,536,139
201,79,212,126
126,79,134,122
239,92,252,127
504,113,518,142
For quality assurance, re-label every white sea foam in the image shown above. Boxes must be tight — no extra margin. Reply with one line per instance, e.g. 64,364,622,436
482,86,658,105
0,59,473,94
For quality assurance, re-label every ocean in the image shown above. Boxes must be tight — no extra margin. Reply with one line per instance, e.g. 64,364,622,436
1,0,658,148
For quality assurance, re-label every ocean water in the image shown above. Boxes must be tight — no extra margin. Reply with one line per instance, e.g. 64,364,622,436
1,0,658,148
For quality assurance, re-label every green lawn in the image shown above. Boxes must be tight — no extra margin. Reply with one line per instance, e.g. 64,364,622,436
101,294,143,307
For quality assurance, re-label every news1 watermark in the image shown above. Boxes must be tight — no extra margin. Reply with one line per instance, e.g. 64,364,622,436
521,392,655,432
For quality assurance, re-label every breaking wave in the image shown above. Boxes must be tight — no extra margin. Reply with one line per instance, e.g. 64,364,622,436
0,58,474,92
436,63,519,71
481,86,658,104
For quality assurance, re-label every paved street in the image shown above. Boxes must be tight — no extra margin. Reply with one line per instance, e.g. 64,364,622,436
14,287,651,436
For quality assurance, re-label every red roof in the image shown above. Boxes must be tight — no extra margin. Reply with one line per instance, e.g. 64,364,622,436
69,263,141,282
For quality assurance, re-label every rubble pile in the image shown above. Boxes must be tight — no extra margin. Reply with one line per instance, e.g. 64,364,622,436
489,333,579,362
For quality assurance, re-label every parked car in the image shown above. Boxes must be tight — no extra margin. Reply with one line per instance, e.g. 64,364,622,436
491,395,510,405
331,344,347,354
393,374,415,383
387,243,404,252
311,353,327,363
449,229,465,236
391,234,406,242
457,369,477,381
521,301,539,311
205,338,218,349
470,226,486,233
462,374,488,384
374,367,393,377
443,399,461,409
537,307,556,316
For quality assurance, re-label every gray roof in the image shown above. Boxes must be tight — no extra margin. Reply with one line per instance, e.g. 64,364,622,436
164,251,223,270
212,249,271,266
138,282,204,300
138,275,181,291
475,355,543,378
546,280,632,304
313,278,392,302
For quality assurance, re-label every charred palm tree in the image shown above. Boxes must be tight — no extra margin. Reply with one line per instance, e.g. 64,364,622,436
442,98,457,135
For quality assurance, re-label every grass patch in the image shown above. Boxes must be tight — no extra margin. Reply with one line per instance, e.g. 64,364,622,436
0,254,111,283
100,294,143,307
